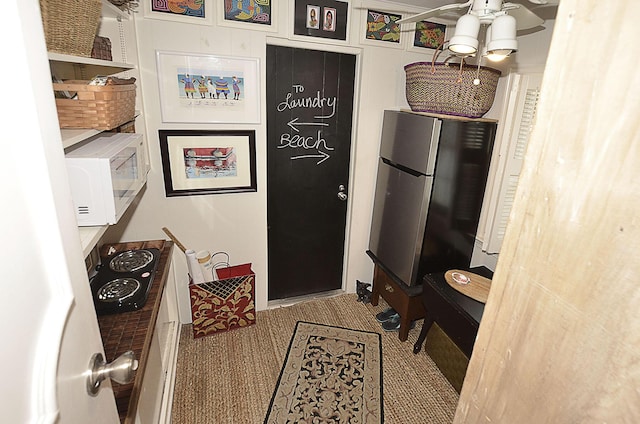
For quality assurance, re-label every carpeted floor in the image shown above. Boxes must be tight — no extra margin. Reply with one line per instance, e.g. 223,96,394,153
171,293,459,423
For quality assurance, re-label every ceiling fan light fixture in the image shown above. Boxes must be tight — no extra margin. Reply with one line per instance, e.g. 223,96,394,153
485,50,510,62
486,14,518,59
448,14,481,55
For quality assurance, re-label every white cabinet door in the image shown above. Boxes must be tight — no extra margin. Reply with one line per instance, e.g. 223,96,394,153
136,333,164,424
2,1,118,422
136,262,181,423
483,73,543,254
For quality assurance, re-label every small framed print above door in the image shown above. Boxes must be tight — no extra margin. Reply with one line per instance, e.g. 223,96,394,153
361,9,404,49
293,0,349,42
407,20,447,52
217,0,278,32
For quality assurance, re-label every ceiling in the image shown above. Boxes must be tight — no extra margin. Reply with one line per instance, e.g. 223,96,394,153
376,0,558,22
379,0,464,8
378,0,554,7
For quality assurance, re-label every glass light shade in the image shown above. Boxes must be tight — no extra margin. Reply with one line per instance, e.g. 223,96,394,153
448,14,481,55
486,14,518,57
486,51,509,62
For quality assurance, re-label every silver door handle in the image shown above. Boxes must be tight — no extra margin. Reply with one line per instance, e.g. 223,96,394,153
337,184,347,201
87,350,138,396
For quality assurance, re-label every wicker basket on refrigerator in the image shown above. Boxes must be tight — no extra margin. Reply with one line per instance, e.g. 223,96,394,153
404,46,501,118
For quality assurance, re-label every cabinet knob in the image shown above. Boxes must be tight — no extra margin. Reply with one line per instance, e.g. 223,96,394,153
385,284,394,293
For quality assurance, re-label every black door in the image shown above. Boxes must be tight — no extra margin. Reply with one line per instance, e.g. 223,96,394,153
266,45,356,300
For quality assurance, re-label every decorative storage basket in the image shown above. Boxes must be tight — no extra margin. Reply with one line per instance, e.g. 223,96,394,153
91,36,113,61
52,80,136,130
39,0,102,57
425,323,469,393
404,61,501,118
189,263,256,339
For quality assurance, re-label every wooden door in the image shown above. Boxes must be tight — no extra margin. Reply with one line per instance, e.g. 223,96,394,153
456,0,640,422
266,45,356,300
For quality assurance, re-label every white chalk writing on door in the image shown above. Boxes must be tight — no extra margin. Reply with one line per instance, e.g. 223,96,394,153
277,84,336,165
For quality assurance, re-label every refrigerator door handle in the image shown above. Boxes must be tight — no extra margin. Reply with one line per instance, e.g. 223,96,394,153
381,157,424,177
426,119,442,175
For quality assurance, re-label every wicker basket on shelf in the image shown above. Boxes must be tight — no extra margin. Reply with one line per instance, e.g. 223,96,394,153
53,80,136,130
39,0,102,57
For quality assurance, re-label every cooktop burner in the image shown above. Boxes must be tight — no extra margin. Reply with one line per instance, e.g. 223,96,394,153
97,278,141,302
109,250,155,273
90,248,160,316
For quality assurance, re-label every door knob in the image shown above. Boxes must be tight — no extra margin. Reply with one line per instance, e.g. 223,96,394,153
337,184,348,201
87,350,138,396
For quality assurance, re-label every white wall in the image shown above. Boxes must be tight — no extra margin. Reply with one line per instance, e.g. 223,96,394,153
108,1,555,314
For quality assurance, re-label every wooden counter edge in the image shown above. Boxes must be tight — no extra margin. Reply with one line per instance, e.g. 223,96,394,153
123,241,174,424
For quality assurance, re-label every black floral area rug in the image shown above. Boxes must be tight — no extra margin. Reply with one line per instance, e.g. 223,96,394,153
264,321,383,423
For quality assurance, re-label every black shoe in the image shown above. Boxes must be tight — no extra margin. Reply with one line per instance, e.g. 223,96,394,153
375,307,397,322
381,315,417,332
381,313,401,331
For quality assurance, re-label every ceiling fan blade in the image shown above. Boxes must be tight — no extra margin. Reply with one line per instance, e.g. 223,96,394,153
507,4,545,30
526,0,559,5
396,0,473,25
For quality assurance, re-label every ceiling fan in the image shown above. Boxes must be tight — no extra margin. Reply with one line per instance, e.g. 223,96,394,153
397,0,558,61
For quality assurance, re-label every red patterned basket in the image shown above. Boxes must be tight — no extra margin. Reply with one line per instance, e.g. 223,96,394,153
189,263,256,338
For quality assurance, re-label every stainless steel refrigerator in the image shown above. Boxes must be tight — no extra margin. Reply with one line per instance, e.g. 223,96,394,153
368,110,496,286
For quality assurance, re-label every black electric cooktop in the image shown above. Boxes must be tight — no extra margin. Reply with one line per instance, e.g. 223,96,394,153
90,248,161,316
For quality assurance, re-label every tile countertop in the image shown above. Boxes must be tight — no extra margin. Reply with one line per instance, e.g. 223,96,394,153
96,239,174,423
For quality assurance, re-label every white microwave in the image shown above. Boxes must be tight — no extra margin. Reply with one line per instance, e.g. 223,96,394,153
65,133,148,226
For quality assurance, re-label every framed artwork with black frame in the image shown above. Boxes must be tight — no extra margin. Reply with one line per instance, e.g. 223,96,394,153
293,0,348,41
159,129,257,197
217,0,278,32
361,9,403,48
143,0,213,25
409,20,447,51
